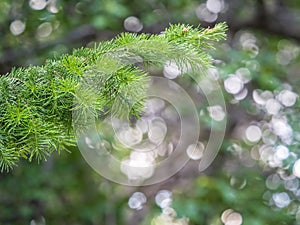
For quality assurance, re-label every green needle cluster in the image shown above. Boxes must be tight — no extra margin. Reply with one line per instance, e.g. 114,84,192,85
0,23,227,172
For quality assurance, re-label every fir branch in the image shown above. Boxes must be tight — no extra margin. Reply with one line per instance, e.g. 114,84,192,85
0,23,227,172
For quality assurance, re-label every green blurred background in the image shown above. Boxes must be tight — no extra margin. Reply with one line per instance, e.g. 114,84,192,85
1,0,300,224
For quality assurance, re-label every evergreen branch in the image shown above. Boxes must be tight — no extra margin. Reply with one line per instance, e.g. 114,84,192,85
0,23,227,172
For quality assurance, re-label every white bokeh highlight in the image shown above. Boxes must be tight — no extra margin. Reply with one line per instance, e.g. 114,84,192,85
155,190,173,209
293,160,300,178
224,75,244,94
124,16,143,32
29,0,47,10
186,141,205,160
163,61,182,79
245,125,262,143
221,209,243,225
207,105,226,121
10,20,26,36
128,192,147,210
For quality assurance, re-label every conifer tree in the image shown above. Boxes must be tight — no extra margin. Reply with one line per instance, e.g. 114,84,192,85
0,23,227,172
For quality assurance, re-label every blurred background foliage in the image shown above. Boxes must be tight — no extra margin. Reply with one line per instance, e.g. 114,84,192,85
1,0,300,225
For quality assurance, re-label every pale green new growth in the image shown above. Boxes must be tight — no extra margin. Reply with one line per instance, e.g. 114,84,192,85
0,23,227,172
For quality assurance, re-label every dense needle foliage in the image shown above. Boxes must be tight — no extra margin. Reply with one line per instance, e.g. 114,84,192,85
0,23,227,172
